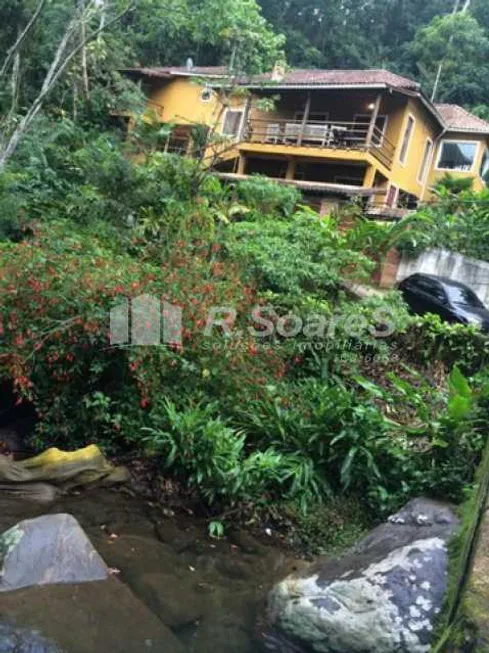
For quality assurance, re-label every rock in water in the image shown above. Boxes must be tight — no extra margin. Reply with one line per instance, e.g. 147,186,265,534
0,514,108,592
262,498,459,653
0,622,61,653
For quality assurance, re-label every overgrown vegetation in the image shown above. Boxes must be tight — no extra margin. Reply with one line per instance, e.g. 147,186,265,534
0,118,488,534
1,0,489,547
398,184,489,262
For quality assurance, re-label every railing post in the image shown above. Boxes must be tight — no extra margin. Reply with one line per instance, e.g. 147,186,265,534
366,93,382,148
297,91,311,147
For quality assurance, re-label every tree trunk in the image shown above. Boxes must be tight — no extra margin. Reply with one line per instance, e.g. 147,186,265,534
80,0,90,100
0,3,134,171
0,0,47,79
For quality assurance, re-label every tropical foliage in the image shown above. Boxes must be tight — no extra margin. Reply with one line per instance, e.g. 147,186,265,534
397,186,489,262
1,0,489,534
0,128,488,523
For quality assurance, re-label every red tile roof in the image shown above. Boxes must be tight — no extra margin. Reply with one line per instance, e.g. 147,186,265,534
123,66,419,90
244,69,420,90
436,103,489,133
122,67,489,135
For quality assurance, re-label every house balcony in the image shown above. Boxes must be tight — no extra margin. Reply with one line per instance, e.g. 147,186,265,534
241,118,396,170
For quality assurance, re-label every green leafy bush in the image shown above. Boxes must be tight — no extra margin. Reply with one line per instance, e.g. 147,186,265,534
233,368,487,515
0,219,282,450
143,399,326,511
1,135,486,529
225,207,374,298
396,187,489,262
234,175,300,217
398,313,489,373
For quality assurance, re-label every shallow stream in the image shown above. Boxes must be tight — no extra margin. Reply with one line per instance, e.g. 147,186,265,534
0,489,305,653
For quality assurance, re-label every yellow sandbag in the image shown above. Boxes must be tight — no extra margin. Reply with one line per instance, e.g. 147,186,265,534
0,445,129,501
21,444,105,469
20,445,112,483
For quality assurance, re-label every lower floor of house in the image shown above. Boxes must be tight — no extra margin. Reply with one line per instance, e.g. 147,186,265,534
215,152,420,219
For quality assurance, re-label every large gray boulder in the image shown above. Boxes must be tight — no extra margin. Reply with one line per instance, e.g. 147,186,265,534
0,622,61,653
262,498,459,653
0,513,108,592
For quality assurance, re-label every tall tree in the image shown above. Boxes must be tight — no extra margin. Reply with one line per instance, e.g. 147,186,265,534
410,12,489,105
257,0,454,70
0,0,133,169
117,0,284,72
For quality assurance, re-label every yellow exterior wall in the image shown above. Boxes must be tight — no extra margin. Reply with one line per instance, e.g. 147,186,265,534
149,78,222,125
148,78,248,129
143,77,488,201
376,97,440,198
427,131,489,194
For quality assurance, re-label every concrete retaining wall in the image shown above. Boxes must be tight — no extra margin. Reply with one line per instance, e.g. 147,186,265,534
397,248,489,305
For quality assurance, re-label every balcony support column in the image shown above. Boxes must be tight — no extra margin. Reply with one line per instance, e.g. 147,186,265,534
236,154,247,175
285,157,296,180
366,94,382,148
363,165,377,188
297,92,311,147
238,94,252,141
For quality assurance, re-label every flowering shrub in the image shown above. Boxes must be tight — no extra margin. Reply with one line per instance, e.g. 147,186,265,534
0,220,285,449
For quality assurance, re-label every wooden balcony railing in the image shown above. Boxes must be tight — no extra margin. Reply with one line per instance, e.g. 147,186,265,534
242,119,396,169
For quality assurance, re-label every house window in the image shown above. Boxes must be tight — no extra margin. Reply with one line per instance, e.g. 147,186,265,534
418,138,433,184
480,148,489,183
399,115,415,165
222,109,244,137
437,141,478,172
353,114,387,145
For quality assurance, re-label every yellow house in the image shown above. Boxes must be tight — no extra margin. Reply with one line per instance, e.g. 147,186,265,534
124,65,489,214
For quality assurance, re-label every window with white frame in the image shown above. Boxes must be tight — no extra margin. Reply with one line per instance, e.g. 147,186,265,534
481,148,489,183
418,138,433,184
399,115,415,165
222,109,244,137
437,141,478,172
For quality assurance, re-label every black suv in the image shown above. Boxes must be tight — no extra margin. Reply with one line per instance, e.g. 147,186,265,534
397,273,489,332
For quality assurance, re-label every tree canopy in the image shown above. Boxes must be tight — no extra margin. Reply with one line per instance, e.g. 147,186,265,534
1,0,489,160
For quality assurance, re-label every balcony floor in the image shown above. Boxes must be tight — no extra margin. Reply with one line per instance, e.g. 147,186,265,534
214,172,386,197
237,141,391,174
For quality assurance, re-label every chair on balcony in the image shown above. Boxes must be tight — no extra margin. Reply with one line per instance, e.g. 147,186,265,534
303,124,329,145
329,125,353,147
265,123,281,143
284,123,301,144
